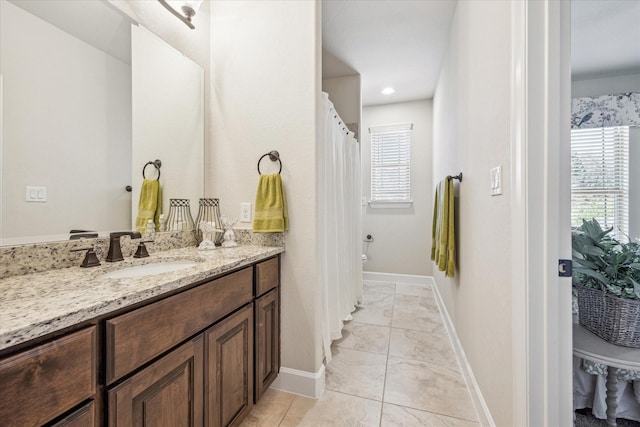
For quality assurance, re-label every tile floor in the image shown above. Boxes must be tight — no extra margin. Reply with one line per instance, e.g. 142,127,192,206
240,281,480,427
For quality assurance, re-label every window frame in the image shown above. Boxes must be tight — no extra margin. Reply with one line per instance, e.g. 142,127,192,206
570,125,629,239
368,122,413,209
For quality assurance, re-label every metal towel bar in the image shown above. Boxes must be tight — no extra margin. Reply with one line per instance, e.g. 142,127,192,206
143,159,162,180
257,151,282,175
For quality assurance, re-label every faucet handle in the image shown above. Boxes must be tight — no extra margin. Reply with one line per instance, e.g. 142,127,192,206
71,246,101,268
133,240,154,259
109,231,142,239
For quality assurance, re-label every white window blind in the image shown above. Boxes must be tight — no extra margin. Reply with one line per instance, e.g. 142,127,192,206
369,123,413,206
571,126,629,238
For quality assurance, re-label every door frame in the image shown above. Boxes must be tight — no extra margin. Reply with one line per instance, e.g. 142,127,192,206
510,1,573,426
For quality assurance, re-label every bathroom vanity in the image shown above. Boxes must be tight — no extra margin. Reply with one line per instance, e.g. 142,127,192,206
0,246,282,427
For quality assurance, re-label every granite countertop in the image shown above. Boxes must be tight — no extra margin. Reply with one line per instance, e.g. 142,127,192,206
0,245,284,351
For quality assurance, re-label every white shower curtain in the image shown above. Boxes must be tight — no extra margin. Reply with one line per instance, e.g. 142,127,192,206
318,92,363,363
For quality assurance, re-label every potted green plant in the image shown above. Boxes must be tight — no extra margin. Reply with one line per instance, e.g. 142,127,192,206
572,219,640,348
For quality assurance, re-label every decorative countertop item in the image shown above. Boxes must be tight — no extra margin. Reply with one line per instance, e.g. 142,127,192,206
166,199,195,231
195,198,223,245
221,216,238,247
197,221,222,251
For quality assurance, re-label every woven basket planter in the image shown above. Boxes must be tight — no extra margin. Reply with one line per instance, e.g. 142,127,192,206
576,282,640,348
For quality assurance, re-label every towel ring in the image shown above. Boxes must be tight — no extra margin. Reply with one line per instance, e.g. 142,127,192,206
143,159,162,180
257,150,282,175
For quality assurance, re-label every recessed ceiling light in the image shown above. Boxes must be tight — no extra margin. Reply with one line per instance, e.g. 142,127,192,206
381,87,395,95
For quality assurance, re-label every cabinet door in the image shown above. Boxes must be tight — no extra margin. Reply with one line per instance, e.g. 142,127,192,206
108,336,204,427
205,305,253,427
254,288,280,402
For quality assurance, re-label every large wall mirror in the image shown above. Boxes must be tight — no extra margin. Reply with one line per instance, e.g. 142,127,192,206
0,0,204,246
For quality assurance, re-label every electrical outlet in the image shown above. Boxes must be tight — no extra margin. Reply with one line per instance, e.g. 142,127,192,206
240,202,252,223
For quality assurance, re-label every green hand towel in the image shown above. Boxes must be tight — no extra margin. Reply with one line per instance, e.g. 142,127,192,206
431,177,456,277
135,179,161,233
431,182,441,261
444,177,455,277
437,179,449,272
253,173,288,233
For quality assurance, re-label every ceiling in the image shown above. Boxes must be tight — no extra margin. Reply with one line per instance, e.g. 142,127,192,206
322,0,456,107
322,0,640,107
571,0,640,80
9,0,133,64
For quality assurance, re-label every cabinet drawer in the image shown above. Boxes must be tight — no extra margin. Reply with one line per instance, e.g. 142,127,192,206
52,401,96,427
106,267,253,384
0,327,97,427
255,257,279,297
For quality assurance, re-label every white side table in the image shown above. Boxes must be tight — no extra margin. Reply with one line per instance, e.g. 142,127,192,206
573,323,640,427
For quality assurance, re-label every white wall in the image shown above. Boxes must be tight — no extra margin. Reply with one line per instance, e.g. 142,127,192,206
322,75,361,139
361,100,433,276
131,25,204,223
432,2,513,426
1,1,131,240
571,72,640,98
209,1,323,376
109,0,213,194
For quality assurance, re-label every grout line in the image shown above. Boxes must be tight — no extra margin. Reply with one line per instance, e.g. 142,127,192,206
278,391,298,426
378,282,397,426
276,393,298,427
323,387,384,403
384,402,482,425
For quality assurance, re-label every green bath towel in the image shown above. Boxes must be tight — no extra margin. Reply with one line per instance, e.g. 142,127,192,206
431,177,456,277
253,173,288,233
135,179,162,233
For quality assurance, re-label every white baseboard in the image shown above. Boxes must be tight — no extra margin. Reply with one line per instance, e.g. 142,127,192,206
269,365,325,398
362,271,431,285
431,277,496,427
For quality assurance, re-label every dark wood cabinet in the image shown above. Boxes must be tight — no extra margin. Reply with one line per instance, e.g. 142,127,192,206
0,327,96,427
205,305,254,427
255,256,279,297
0,255,281,427
108,336,204,427
255,288,280,401
106,268,253,385
51,401,96,427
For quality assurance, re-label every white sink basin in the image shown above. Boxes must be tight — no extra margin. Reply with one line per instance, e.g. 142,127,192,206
99,261,198,279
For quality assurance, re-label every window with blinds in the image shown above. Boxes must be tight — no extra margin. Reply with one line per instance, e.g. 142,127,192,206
571,126,629,238
369,123,413,207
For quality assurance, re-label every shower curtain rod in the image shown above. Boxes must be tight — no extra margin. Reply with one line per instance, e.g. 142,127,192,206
328,105,353,136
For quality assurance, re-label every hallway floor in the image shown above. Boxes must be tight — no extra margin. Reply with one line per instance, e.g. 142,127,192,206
240,281,481,427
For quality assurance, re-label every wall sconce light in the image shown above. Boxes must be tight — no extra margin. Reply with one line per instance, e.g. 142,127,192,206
158,0,203,30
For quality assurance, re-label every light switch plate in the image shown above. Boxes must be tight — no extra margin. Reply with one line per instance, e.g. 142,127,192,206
490,166,502,196
240,202,252,223
26,186,47,202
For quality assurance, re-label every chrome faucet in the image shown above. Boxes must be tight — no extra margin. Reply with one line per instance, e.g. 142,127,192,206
106,231,142,262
